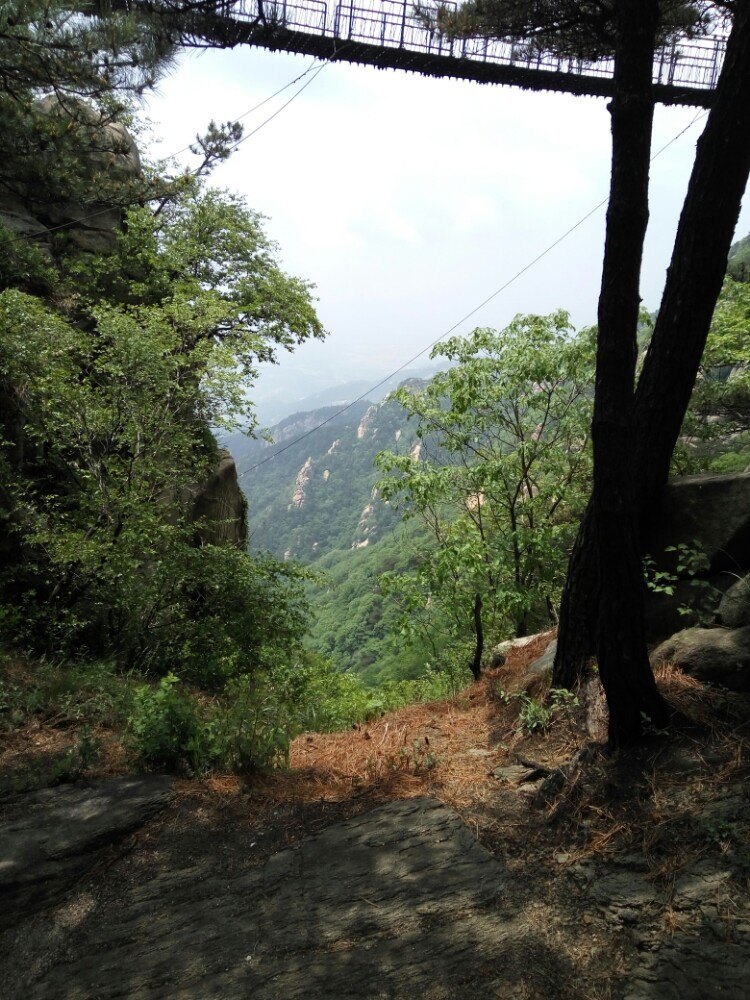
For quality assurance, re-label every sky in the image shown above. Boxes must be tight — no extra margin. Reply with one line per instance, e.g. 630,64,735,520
142,42,750,406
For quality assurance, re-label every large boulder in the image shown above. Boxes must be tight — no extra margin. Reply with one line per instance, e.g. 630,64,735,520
643,472,750,642
0,775,173,930
189,449,247,548
646,472,750,575
650,625,750,691
487,632,545,668
644,576,733,644
0,96,141,254
716,573,750,629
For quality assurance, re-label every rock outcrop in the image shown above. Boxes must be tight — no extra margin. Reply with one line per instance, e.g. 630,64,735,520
650,624,750,691
9,798,510,998
716,573,750,629
646,471,750,576
0,96,142,254
0,775,173,932
189,449,247,548
644,472,750,641
288,456,314,510
4,790,747,1000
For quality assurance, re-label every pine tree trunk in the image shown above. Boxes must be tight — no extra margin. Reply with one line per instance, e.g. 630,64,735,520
471,591,484,679
554,3,750,691
634,0,750,521
559,0,669,744
552,499,596,688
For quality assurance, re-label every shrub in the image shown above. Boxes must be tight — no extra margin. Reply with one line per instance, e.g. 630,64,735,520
212,672,296,771
126,673,208,772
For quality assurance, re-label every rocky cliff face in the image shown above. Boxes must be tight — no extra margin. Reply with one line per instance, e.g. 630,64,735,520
231,394,421,562
0,100,247,551
0,96,142,254
189,450,248,548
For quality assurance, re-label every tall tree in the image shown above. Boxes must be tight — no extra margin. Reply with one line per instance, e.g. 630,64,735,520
436,0,708,741
588,0,669,742
0,2,176,195
376,313,593,679
554,0,750,690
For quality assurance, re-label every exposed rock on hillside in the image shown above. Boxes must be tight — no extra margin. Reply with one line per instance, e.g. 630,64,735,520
356,404,378,440
647,472,750,575
650,624,750,691
644,472,750,641
289,456,314,510
352,487,382,549
234,394,416,562
0,96,141,254
717,573,750,628
0,776,172,932
189,449,247,548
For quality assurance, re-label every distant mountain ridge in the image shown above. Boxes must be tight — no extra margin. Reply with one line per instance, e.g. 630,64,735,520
230,383,426,563
248,363,445,427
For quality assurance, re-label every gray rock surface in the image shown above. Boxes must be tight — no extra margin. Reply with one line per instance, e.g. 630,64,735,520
188,448,247,548
487,632,544,668
20,798,514,999
647,472,750,575
527,639,556,679
622,860,749,1000
717,573,750,629
2,790,748,999
511,638,556,695
0,96,141,254
644,576,731,643
650,625,750,690
0,775,173,930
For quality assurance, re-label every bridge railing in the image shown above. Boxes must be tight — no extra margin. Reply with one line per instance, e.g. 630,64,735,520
228,0,726,91
230,0,328,34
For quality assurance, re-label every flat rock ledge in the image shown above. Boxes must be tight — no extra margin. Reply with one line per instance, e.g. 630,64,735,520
0,775,173,930
3,790,749,998
21,797,511,999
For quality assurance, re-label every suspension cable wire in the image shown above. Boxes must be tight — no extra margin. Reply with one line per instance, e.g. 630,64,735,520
236,107,709,478
0,54,329,249
221,58,330,154
167,54,324,159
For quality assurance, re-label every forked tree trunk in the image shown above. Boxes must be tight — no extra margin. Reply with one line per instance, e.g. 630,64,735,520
590,0,668,745
554,3,750,694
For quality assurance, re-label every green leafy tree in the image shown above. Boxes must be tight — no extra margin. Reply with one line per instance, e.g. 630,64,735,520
0,177,323,676
678,274,750,472
376,313,594,679
0,2,177,214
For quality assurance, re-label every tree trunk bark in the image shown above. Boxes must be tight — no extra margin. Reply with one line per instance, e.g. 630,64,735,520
581,0,668,744
471,591,483,679
634,0,750,521
554,3,750,691
552,500,597,688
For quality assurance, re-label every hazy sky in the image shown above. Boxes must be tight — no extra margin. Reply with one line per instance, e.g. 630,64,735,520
143,44,750,394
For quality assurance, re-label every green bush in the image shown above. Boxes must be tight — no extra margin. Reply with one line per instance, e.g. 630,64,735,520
212,671,298,771
126,673,209,772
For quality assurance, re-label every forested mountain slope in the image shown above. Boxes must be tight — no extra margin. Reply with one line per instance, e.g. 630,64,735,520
233,385,424,563
233,384,435,683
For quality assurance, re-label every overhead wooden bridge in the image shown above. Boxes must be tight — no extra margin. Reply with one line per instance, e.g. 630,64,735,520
192,0,727,106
